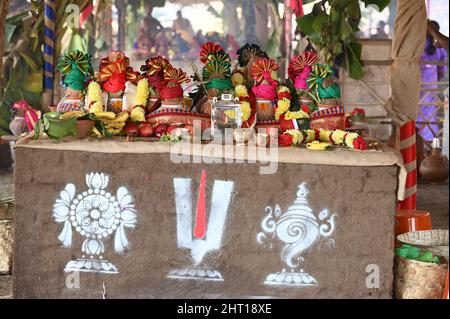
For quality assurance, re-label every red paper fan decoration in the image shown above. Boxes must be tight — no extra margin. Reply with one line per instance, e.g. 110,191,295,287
288,51,318,81
163,67,191,84
199,42,224,64
251,58,280,83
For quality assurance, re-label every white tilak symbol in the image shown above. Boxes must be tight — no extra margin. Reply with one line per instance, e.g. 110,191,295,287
168,170,234,282
257,182,337,287
53,172,137,274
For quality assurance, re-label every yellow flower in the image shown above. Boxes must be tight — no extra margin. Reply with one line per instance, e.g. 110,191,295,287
345,132,359,147
90,101,103,113
131,106,145,122
271,70,278,81
235,84,249,97
240,101,251,122
224,101,251,122
224,110,236,119
286,129,304,145
232,72,245,86
285,110,309,120
275,98,290,120
135,78,149,106
87,81,103,113
277,86,290,94
319,129,332,142
331,129,346,145
304,129,316,143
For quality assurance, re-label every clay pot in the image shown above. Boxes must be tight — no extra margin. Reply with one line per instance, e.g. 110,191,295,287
419,139,449,183
76,120,95,139
416,133,425,174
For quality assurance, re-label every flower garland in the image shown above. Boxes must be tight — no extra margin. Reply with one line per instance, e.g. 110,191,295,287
225,84,251,122
279,129,316,147
231,72,245,86
284,110,309,120
131,106,145,122
275,86,291,120
279,129,366,150
135,78,150,106
130,77,151,122
275,99,290,120
86,81,103,113
235,84,248,98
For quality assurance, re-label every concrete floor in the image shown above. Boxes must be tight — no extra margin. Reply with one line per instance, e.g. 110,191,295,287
0,169,448,298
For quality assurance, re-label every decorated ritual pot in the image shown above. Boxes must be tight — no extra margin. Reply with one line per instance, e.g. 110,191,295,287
419,139,449,183
198,95,218,116
317,99,343,110
107,93,124,114
256,98,275,122
56,97,84,113
160,98,188,112
310,105,346,131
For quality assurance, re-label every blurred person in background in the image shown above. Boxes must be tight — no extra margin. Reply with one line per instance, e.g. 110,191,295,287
418,20,448,141
371,21,389,39
142,3,164,36
427,20,449,51
172,10,196,46
226,34,239,59
195,30,206,47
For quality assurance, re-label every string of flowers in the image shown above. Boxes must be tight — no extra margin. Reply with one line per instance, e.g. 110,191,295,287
135,78,150,106
233,84,252,122
86,81,104,113
279,128,366,150
275,86,310,121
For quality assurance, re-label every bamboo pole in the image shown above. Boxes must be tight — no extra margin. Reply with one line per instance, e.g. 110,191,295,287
0,0,11,92
43,0,56,108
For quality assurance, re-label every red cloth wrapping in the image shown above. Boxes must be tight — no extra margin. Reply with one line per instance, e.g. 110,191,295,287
160,80,183,100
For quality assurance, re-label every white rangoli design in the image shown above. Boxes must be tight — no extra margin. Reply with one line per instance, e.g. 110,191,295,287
168,170,234,281
53,172,137,274
257,182,337,287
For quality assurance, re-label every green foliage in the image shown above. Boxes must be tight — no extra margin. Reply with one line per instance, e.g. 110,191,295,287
297,0,390,80
0,2,43,136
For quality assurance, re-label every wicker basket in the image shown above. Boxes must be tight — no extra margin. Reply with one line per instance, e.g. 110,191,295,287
397,229,449,259
0,220,13,274
0,201,14,220
395,256,447,299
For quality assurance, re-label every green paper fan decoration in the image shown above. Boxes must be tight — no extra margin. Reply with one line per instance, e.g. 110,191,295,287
202,61,231,80
306,64,334,92
208,51,231,66
57,49,94,77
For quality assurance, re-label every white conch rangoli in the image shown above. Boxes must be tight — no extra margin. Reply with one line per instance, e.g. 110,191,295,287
257,182,337,287
53,172,137,274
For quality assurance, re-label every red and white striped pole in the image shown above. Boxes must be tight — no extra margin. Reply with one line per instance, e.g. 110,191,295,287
398,120,417,210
